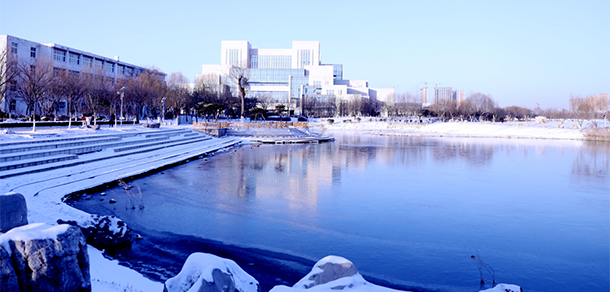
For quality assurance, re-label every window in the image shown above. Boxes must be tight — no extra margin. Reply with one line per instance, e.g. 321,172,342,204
58,102,66,109
313,80,321,87
9,80,17,91
118,65,125,75
338,90,342,95
83,56,92,67
69,53,80,65
94,59,103,69
54,49,66,62
30,65,36,74
105,62,114,73
30,47,36,58
9,100,16,111
11,42,18,54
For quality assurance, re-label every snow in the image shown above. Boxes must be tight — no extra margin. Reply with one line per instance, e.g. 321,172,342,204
0,122,538,292
271,256,403,292
0,223,70,256
164,252,259,292
478,283,522,292
88,245,164,292
315,118,589,140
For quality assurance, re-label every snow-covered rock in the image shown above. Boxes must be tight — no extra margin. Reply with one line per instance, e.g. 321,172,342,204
270,256,403,292
479,283,522,292
0,223,90,292
58,214,132,250
0,192,28,232
164,252,259,292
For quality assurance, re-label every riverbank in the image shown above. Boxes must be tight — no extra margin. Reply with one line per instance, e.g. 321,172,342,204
0,122,547,292
313,118,588,140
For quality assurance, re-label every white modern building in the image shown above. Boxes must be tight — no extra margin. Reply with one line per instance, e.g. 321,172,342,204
196,41,394,116
0,35,164,117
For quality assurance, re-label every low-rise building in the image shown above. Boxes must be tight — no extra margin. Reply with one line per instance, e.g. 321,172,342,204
0,35,165,118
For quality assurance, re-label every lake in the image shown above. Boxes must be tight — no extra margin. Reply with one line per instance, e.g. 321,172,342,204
72,132,609,292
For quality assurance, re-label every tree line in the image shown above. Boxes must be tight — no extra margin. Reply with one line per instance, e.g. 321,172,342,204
2,49,607,123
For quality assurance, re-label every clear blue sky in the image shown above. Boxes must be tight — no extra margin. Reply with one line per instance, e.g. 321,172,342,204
1,0,608,109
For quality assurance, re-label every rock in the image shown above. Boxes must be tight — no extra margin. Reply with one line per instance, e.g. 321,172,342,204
293,256,359,289
164,252,259,292
109,199,117,203
0,192,28,232
271,256,405,292
0,223,91,292
143,123,160,128
479,283,522,292
57,214,132,250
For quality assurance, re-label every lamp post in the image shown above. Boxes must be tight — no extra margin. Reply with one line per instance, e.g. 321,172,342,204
118,86,126,127
161,97,167,125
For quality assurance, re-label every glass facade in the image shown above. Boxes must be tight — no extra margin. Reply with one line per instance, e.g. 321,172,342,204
250,55,292,69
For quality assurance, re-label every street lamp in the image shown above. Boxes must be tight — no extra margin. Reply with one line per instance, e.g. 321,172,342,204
118,86,126,127
161,97,167,124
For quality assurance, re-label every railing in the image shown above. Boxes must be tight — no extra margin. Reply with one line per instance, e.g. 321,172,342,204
194,121,309,129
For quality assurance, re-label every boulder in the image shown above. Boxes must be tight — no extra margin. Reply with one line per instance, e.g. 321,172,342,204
164,252,259,292
479,283,522,292
296,256,358,289
271,256,403,292
58,214,132,250
0,223,91,292
143,122,160,128
0,192,28,232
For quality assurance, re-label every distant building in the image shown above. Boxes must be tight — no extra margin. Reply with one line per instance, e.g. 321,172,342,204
420,87,428,105
0,34,165,117
453,90,465,105
592,93,609,112
197,40,394,116
433,86,453,103
569,93,609,114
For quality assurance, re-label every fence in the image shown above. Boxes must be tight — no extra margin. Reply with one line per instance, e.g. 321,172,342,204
194,121,309,130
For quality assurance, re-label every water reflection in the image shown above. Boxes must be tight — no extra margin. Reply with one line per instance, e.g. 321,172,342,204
73,134,609,292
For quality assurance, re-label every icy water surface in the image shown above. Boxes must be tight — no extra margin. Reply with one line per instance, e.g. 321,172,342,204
74,133,609,292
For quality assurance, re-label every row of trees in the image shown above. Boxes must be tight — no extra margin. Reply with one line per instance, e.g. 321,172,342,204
2,49,606,123
387,91,608,125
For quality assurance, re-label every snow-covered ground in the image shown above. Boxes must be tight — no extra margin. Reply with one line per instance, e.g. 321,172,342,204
0,121,552,291
312,118,595,141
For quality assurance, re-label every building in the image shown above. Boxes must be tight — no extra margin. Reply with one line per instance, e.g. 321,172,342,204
433,86,454,104
420,87,428,105
196,41,394,116
1,35,165,117
453,90,465,105
431,86,465,105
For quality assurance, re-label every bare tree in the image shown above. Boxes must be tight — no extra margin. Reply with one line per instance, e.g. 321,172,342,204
166,72,192,118
570,94,594,128
127,69,166,122
1,48,20,118
466,93,496,121
58,70,86,128
228,65,249,118
82,68,112,125
15,57,54,130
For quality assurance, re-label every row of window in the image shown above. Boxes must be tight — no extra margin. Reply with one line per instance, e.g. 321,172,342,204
250,55,292,69
52,48,140,76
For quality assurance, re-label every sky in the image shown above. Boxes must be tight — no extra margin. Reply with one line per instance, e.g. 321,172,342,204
1,0,608,109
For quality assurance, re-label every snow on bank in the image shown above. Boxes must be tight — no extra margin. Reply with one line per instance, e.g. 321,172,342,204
88,245,164,292
315,119,585,140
